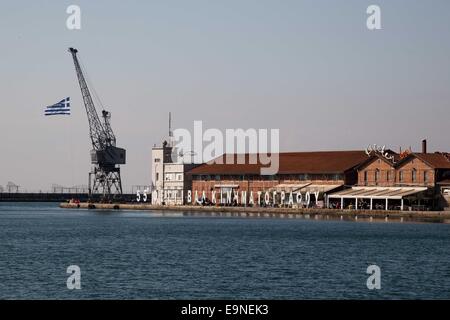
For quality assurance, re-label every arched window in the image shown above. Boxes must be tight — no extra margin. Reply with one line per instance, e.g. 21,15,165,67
364,171,368,185
412,169,417,183
399,171,404,183
375,169,380,184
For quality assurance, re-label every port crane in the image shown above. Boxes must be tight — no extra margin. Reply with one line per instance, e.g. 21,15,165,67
68,47,126,200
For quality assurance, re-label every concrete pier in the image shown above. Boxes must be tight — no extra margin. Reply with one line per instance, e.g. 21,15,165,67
0,193,136,202
59,202,450,223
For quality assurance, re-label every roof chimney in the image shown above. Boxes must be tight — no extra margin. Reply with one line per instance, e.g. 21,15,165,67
422,139,427,154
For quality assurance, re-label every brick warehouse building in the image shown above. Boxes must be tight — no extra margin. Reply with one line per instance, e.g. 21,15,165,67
186,142,450,211
329,142,450,211
187,151,369,207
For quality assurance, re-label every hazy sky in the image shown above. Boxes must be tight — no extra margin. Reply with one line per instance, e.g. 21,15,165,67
1,0,449,192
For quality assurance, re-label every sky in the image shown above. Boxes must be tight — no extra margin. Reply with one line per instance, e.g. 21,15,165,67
0,0,449,192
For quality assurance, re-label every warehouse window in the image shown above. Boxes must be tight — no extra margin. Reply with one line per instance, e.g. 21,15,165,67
375,169,380,184
333,174,342,181
412,169,417,182
299,173,310,181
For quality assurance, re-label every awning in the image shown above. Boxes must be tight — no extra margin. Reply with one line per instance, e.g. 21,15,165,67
298,184,343,194
328,187,428,200
271,183,311,192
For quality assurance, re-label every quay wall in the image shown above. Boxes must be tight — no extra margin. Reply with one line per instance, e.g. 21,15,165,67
60,203,450,223
0,193,136,202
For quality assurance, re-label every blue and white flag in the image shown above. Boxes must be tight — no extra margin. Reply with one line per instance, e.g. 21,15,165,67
44,97,71,116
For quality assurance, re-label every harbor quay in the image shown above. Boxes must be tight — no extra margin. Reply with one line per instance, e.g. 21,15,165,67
60,202,450,224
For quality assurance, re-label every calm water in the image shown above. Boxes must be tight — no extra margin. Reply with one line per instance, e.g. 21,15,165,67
0,202,449,299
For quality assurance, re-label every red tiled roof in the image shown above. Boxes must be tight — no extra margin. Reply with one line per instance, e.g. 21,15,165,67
187,151,369,175
356,151,399,170
414,153,450,169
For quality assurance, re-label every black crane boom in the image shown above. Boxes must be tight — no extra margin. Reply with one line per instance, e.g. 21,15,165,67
68,48,108,150
68,47,125,199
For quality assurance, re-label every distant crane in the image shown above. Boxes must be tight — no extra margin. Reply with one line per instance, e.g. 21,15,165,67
68,48,126,200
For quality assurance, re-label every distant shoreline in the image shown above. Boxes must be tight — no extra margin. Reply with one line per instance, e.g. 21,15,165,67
59,202,450,224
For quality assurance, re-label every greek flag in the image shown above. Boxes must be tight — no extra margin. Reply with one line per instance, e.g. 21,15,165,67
45,97,71,116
